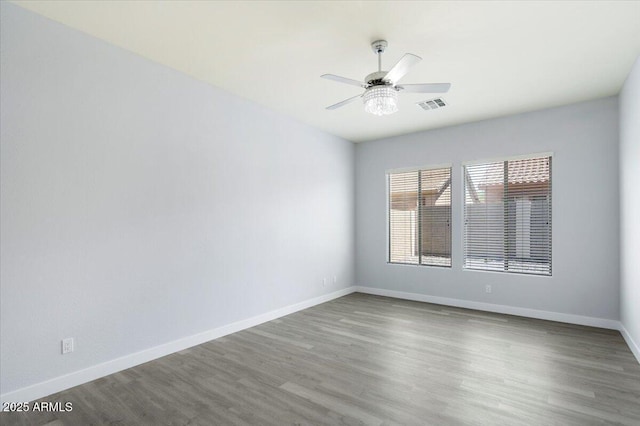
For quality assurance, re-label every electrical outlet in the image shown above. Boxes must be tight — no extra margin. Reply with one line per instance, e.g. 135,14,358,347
333,276,337,284
322,278,327,287
62,338,74,354
485,285,492,294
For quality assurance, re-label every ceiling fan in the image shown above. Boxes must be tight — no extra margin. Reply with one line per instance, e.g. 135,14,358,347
321,40,451,116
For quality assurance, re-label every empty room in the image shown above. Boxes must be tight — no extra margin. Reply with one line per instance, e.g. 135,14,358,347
1,1,639,425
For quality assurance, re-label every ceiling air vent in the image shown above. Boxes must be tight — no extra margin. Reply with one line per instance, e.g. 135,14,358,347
417,98,447,111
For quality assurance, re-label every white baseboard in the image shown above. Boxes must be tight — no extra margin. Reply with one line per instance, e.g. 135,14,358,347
354,286,621,330
0,286,357,404
355,286,640,364
619,323,640,363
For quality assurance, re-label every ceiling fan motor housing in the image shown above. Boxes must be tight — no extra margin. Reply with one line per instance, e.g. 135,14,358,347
365,71,393,86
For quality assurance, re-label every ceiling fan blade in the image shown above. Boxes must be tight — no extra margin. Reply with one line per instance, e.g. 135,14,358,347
326,94,362,110
383,53,422,84
397,83,451,93
321,74,366,88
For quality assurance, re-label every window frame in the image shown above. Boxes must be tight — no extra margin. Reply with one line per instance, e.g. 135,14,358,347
461,152,553,276
386,163,453,268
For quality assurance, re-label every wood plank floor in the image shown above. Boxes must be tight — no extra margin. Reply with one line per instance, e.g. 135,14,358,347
2,293,640,425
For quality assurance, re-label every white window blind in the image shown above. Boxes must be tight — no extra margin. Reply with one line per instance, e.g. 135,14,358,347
389,167,451,267
463,156,552,275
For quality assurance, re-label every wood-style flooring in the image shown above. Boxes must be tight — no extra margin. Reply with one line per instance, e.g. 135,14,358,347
2,293,640,425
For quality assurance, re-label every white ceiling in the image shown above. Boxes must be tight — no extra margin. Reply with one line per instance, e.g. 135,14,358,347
12,1,640,142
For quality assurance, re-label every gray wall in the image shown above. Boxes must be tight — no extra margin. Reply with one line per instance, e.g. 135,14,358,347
356,97,620,320
620,56,640,347
0,3,354,395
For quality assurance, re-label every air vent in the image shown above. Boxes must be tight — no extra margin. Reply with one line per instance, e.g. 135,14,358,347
417,98,447,111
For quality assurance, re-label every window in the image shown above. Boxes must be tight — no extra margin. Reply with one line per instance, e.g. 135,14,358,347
388,167,451,267
463,155,552,275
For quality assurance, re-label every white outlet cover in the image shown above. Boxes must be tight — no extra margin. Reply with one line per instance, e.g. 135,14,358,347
62,338,74,354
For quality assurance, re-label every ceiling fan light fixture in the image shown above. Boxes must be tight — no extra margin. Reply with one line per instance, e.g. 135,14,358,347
363,86,398,116
322,40,450,115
